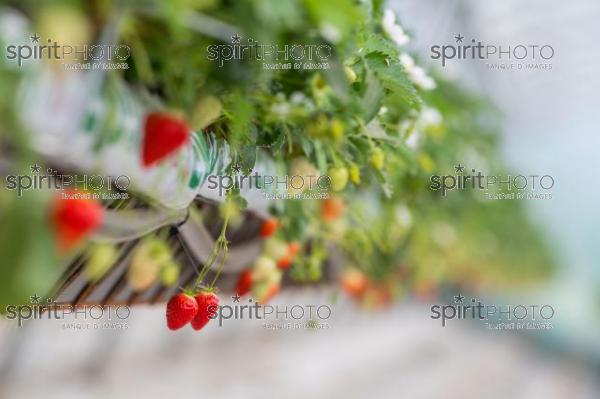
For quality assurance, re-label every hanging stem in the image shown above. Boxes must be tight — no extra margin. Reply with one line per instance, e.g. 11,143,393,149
209,231,229,288
189,193,232,291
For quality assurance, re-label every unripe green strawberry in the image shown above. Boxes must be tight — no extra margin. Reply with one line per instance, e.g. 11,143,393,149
310,74,329,93
128,257,159,292
290,157,319,178
418,153,436,173
160,261,180,287
307,114,329,138
329,118,344,141
85,244,117,282
263,238,289,261
349,164,361,185
328,166,349,192
146,238,172,263
289,157,319,195
344,66,357,83
252,256,277,281
256,282,280,304
252,270,282,303
370,148,385,170
192,95,222,129
37,6,91,69
128,238,170,291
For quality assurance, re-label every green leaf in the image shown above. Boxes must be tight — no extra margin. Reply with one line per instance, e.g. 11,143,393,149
365,52,419,108
363,34,400,58
372,168,393,198
359,65,384,123
0,192,59,311
302,0,364,39
237,144,257,175
313,140,328,174
298,134,313,157
226,94,256,149
270,125,288,156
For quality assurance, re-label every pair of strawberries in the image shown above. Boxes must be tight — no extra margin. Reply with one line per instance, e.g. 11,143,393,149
166,291,219,331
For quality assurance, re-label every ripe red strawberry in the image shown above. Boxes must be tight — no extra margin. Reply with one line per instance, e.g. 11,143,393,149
321,197,344,221
259,218,279,238
191,291,219,331
235,269,253,296
141,112,190,167
50,191,103,251
278,241,300,269
261,283,280,304
288,242,300,256
340,269,368,298
277,255,292,269
166,293,198,330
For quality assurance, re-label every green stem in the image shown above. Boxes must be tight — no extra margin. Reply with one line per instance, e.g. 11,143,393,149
190,194,232,291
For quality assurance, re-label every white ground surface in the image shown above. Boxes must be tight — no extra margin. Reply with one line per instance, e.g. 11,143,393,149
0,291,598,399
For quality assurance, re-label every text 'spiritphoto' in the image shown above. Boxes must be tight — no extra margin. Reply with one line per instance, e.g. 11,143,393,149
0,1,599,398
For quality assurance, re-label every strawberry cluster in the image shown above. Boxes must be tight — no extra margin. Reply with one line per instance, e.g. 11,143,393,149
166,291,220,331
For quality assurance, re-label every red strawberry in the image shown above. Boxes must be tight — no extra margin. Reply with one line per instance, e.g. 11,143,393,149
166,293,198,330
191,292,219,331
259,218,279,238
141,112,190,167
235,269,253,296
340,269,368,298
50,190,103,251
321,197,344,221
277,255,292,269
261,283,280,304
288,242,300,256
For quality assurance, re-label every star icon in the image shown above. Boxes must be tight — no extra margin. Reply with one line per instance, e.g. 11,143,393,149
454,294,465,303
30,164,41,173
231,34,241,44
454,34,464,43
30,34,40,43
30,294,41,303
231,163,241,174
232,294,241,303
454,164,465,173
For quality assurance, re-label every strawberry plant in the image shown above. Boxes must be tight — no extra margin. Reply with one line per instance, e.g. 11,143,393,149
0,0,555,317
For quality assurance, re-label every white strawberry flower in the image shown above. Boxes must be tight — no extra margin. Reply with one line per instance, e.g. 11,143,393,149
400,53,436,90
405,128,421,149
419,107,442,126
320,23,341,43
395,204,412,228
382,9,410,46
402,107,442,149
270,102,291,118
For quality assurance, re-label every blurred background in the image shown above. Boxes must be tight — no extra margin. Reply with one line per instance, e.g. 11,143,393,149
1,0,599,398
